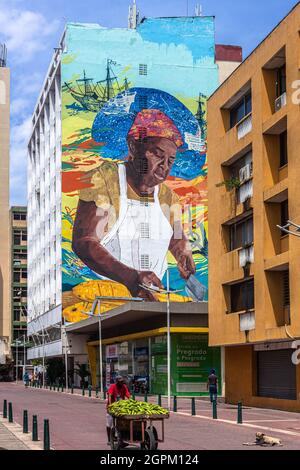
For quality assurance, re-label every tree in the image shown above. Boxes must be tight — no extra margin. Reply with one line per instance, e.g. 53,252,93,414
46,358,65,385
74,362,90,388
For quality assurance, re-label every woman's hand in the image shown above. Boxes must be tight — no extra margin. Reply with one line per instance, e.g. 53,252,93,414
128,271,164,301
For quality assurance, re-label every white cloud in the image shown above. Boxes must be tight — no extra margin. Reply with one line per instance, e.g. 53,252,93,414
11,97,30,116
10,116,32,204
0,7,59,64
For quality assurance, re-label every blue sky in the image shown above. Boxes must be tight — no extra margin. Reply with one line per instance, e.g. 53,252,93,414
0,0,299,205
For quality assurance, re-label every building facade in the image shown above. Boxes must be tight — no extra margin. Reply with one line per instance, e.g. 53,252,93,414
10,206,27,378
208,3,300,411
0,44,11,366
27,11,241,394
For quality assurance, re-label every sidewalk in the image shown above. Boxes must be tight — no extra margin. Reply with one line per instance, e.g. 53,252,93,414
0,414,43,451
0,420,29,450
1,383,300,449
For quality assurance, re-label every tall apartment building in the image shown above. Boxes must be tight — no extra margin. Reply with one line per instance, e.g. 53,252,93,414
27,8,241,393
208,3,300,411
10,207,27,377
0,44,11,365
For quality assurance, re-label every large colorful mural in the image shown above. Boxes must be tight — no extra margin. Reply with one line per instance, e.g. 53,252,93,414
61,18,218,323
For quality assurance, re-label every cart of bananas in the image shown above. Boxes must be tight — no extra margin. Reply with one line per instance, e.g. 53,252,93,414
108,399,169,418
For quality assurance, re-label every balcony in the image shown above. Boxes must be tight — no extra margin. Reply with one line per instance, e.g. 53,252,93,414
238,244,254,268
239,310,255,332
237,113,252,140
237,179,253,204
275,92,286,113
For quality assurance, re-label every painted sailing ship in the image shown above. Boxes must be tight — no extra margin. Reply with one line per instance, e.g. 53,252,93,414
184,93,207,153
63,59,135,113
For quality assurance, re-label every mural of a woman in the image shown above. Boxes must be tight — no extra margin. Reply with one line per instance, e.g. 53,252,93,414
72,108,196,300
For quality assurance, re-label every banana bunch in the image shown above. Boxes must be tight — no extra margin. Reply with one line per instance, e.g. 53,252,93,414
108,399,169,417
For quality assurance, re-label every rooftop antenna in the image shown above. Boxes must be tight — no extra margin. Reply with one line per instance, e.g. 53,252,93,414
195,4,202,16
128,0,140,29
0,43,7,67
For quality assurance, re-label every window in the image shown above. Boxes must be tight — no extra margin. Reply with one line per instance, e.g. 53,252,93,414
13,249,27,262
140,222,150,239
13,212,26,221
13,307,27,322
230,93,252,128
230,217,253,251
13,268,27,283
230,279,254,313
276,64,286,97
283,271,290,307
140,254,150,270
139,64,148,76
279,130,288,167
281,200,289,228
13,286,27,299
13,229,27,245
139,95,148,110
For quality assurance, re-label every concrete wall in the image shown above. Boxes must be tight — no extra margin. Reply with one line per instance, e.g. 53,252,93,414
208,3,300,347
0,67,11,362
225,346,300,411
208,3,300,411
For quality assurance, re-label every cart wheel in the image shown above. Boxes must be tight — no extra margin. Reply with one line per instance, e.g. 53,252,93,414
110,427,122,450
141,427,158,450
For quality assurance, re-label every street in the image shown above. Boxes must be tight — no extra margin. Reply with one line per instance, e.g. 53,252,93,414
1,383,300,450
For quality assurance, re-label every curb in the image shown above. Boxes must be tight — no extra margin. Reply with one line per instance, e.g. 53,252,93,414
0,415,45,450
172,411,300,438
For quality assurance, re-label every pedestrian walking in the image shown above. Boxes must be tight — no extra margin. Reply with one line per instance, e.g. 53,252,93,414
23,371,29,387
207,369,218,403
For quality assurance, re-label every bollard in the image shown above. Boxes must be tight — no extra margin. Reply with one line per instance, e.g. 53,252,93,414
43,419,50,450
213,399,217,420
23,410,28,433
158,394,161,406
237,401,243,424
95,387,99,399
144,393,148,402
71,384,74,394
173,395,177,412
8,402,13,423
191,397,196,416
61,384,64,393
3,399,7,419
88,385,92,398
103,388,106,400
82,386,85,396
32,415,38,441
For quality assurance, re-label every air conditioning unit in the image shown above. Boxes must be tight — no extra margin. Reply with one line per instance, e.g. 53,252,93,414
239,163,253,184
275,92,287,112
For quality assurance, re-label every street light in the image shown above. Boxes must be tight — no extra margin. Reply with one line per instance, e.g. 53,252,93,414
82,295,143,396
14,334,27,383
277,220,300,237
140,269,182,411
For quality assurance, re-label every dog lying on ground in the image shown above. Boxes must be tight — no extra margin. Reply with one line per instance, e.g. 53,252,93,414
243,432,283,447
255,432,282,446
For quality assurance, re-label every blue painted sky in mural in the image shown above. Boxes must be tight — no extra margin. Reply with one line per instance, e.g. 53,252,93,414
91,87,205,180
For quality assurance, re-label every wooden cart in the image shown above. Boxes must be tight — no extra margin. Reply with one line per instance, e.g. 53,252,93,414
109,413,169,450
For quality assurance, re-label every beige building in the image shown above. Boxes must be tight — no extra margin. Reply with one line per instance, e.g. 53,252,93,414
0,44,11,365
208,4,300,411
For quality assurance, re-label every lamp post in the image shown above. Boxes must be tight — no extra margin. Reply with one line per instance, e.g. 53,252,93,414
83,296,143,395
42,327,45,388
139,271,182,411
63,326,69,392
15,339,19,383
166,270,171,411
